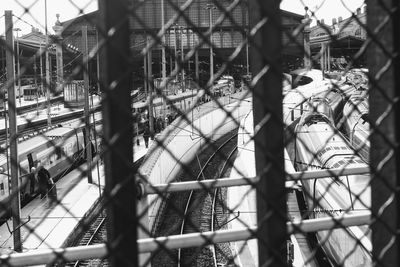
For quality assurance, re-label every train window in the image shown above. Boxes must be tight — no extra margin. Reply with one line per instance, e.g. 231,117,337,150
334,146,341,150
341,146,347,150
332,163,340,168
318,148,327,158
326,147,332,151
337,160,345,166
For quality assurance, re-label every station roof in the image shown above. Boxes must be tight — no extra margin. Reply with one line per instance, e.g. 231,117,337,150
310,34,364,51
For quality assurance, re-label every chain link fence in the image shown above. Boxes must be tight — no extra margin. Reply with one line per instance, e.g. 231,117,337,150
0,0,399,266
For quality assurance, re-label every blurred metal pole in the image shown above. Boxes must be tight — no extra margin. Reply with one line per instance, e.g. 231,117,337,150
248,1,286,266
147,36,154,138
5,10,22,253
367,1,400,266
206,4,216,86
161,0,167,128
82,26,93,184
181,27,185,88
143,51,147,96
174,25,178,82
45,0,51,126
98,0,137,266
14,28,21,107
195,42,199,84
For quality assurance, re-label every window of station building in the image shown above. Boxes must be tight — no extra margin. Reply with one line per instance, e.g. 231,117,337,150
355,28,362,37
232,32,242,47
0,182,4,195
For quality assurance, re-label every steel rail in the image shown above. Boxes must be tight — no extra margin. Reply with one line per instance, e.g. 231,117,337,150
72,217,106,267
0,212,371,267
210,146,237,267
177,133,238,267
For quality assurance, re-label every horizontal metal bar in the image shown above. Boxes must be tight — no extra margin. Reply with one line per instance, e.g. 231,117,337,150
142,176,260,195
142,167,369,194
287,167,370,181
1,212,371,266
287,211,371,233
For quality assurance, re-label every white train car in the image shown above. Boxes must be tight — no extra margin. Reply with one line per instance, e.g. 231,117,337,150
343,88,369,162
294,99,371,267
0,126,97,205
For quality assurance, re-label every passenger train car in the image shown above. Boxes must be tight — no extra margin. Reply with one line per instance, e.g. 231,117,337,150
294,99,371,266
0,125,97,205
132,90,197,124
312,87,346,124
343,88,369,162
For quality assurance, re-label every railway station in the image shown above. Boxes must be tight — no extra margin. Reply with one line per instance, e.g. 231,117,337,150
1,1,400,267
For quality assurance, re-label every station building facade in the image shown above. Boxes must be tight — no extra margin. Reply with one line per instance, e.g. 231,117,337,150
60,1,307,90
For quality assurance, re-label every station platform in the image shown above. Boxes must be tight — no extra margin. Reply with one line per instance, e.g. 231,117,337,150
0,94,101,133
0,135,150,255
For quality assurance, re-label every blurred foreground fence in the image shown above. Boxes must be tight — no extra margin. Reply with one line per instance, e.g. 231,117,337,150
0,0,399,266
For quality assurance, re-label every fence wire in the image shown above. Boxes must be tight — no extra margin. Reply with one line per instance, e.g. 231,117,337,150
0,0,399,266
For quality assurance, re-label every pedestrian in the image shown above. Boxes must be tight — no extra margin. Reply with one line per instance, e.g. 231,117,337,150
37,165,56,202
143,125,150,148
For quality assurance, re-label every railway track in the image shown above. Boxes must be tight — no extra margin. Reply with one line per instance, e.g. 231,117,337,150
64,214,108,267
187,144,238,267
151,130,238,266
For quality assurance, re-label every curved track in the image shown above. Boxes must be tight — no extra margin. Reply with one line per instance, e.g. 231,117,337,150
151,130,238,266
64,215,107,267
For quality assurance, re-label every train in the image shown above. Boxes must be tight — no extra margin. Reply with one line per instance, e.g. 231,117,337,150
132,90,198,125
0,124,98,206
342,87,369,162
313,86,347,124
294,98,371,266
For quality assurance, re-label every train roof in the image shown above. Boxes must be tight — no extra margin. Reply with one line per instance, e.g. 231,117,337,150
132,90,197,108
20,127,75,155
43,127,76,139
298,98,335,126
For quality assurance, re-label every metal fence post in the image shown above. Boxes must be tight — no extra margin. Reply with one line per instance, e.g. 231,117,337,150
367,1,400,266
248,1,286,266
98,0,137,266
82,25,93,184
5,9,22,253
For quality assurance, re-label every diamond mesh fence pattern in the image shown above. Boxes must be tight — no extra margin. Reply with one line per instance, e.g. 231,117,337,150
0,0,399,266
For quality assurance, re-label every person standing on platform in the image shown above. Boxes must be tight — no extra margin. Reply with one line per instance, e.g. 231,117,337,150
37,164,56,202
143,124,150,148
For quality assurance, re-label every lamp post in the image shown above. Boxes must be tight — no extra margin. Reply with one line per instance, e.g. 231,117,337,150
206,4,216,87
14,28,21,107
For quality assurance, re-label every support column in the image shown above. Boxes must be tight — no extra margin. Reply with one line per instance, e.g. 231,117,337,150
320,43,325,78
327,43,331,72
248,1,286,266
147,36,154,138
53,14,64,94
195,43,199,84
367,0,400,266
302,9,312,70
98,0,137,266
82,26,92,184
5,10,21,253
